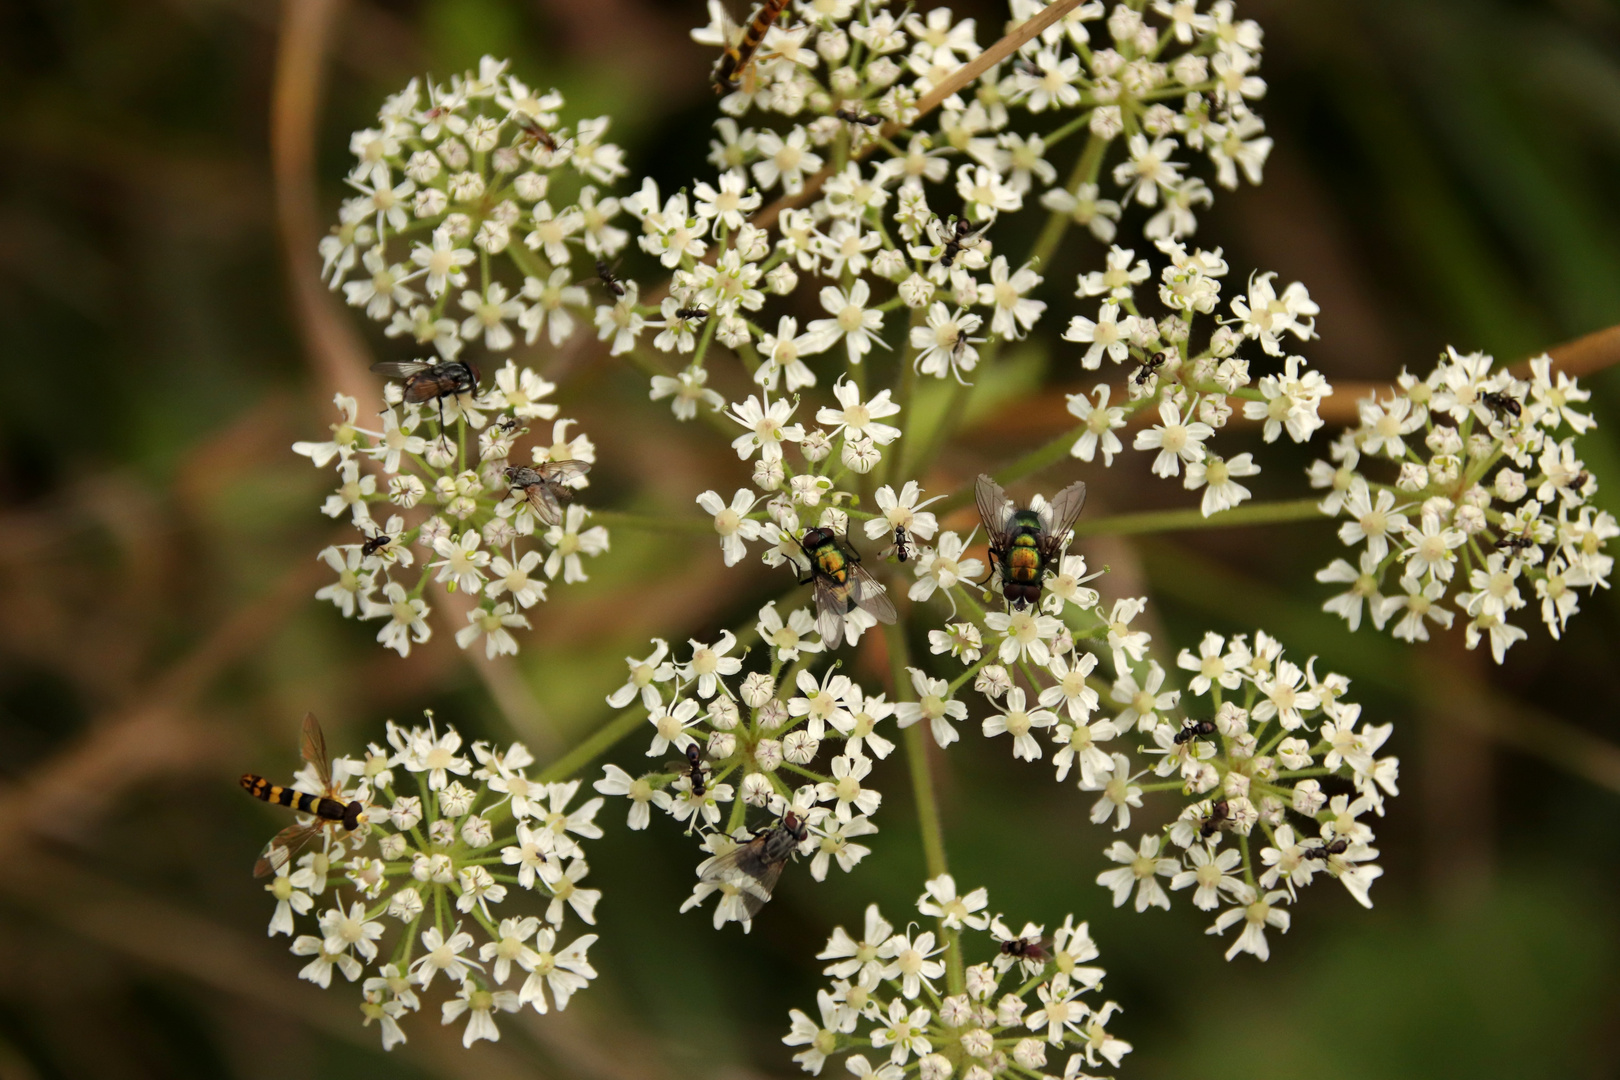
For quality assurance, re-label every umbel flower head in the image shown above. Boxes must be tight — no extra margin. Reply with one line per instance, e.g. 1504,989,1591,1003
302,56,625,659
294,377,609,658
1310,348,1610,662
308,0,1288,657
783,878,1130,1078
255,713,602,1049
594,617,893,930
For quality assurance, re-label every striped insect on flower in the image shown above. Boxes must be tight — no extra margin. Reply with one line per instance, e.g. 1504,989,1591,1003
240,712,368,877
711,0,791,93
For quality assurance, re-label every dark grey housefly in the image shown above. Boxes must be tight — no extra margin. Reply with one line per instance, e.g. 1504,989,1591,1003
698,811,809,919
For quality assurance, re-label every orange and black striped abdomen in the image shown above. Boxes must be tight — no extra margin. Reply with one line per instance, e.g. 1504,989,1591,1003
714,0,791,91
241,773,350,824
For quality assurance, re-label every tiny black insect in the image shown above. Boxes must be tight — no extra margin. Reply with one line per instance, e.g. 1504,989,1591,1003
1173,718,1216,745
1199,798,1232,839
674,306,710,321
999,936,1050,964
360,530,392,558
931,215,991,269
684,743,709,800
1480,390,1521,420
1304,837,1350,861
1133,351,1168,386
596,259,626,298
834,105,882,127
1495,535,1533,554
892,525,912,564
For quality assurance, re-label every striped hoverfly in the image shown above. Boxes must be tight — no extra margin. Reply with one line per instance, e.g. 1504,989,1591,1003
240,713,367,878
696,0,792,93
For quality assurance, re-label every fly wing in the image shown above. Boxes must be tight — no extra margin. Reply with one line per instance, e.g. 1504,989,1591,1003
536,459,591,487
1037,480,1089,561
735,860,785,918
974,474,1015,549
369,361,432,378
847,563,898,625
300,712,332,791
700,837,786,917
813,576,847,650
254,822,319,879
524,484,565,527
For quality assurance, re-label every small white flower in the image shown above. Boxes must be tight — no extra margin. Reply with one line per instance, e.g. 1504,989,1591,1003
697,488,763,566
916,874,990,930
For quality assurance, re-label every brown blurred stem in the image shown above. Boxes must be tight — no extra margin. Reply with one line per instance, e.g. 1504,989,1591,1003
0,550,329,854
271,0,373,405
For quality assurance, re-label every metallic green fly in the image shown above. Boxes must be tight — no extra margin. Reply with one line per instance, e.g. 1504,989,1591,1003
791,527,897,648
975,474,1088,610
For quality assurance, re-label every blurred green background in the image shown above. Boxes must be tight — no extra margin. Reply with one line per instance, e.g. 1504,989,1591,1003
3,0,1620,1077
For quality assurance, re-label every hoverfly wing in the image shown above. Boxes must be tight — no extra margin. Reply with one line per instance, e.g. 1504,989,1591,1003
536,459,591,487
812,576,847,650
974,474,1015,549
523,483,565,527
369,361,433,378
300,712,333,791
254,821,320,879
847,563,898,625
1038,480,1088,560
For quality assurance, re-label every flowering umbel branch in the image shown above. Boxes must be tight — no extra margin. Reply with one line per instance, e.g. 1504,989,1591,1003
276,0,1615,1066
257,714,602,1049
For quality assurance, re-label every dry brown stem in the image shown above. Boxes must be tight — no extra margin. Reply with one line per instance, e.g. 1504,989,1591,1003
0,553,328,854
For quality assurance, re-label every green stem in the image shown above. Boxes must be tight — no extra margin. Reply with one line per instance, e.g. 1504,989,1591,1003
1027,131,1109,271
934,423,1089,515
902,725,949,881
881,619,947,880
537,707,647,783
883,619,954,1003
1072,498,1326,537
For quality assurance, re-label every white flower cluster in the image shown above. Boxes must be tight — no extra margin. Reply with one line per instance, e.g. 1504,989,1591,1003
782,877,1130,1078
1083,631,1394,960
1311,348,1611,662
589,0,1277,418
1064,245,1331,514
320,57,628,359
293,374,608,658
593,623,894,929
262,715,602,1049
